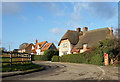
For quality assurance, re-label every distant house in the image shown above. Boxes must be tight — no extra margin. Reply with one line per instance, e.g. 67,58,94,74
58,27,114,56
31,40,57,55
13,49,19,53
18,43,34,54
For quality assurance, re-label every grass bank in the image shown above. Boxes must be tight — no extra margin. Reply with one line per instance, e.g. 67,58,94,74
1,62,44,72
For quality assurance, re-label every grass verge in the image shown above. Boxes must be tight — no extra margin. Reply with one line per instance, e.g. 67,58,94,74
1,62,44,72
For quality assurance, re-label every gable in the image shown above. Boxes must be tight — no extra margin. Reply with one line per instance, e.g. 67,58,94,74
35,41,48,49
58,30,82,46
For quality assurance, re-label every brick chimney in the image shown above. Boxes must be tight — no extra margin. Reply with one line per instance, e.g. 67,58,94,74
35,40,38,44
76,27,81,32
83,27,88,36
110,27,113,36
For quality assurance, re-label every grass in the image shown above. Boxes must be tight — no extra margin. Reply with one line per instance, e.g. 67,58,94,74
1,62,44,72
109,64,120,67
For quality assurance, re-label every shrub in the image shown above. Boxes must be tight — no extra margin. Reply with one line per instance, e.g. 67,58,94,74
60,51,104,65
61,54,86,63
52,56,59,62
31,55,44,61
90,54,104,65
44,49,59,61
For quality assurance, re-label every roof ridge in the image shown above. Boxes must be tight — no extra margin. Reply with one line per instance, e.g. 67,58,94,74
86,27,109,33
24,43,33,49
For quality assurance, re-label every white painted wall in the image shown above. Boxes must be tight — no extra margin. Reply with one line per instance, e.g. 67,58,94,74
80,44,87,53
36,49,41,55
80,49,86,53
35,42,48,55
59,39,72,56
18,50,21,53
32,46,34,50
18,49,25,53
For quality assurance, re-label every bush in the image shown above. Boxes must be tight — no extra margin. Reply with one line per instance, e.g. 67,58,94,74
44,49,59,61
90,54,104,65
61,54,86,63
52,56,59,62
60,51,104,65
31,55,49,61
31,55,44,61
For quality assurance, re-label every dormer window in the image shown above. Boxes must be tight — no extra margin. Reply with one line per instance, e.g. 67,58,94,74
83,44,87,49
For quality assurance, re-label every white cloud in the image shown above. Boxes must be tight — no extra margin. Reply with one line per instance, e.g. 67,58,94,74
33,2,66,16
71,2,117,20
68,2,117,28
88,2,117,19
43,3,66,16
2,2,21,15
49,27,65,35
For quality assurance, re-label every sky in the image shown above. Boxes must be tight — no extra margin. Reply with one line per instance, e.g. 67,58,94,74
1,2,118,51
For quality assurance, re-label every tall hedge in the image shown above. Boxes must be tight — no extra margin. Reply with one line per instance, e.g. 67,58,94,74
59,51,104,65
90,54,104,65
61,54,86,63
44,49,59,61
31,55,47,61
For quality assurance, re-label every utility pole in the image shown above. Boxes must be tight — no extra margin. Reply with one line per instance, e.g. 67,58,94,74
9,44,10,51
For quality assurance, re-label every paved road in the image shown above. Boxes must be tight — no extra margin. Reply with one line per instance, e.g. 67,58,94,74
3,61,119,80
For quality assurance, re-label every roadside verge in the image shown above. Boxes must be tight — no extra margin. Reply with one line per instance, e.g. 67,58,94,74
2,66,45,78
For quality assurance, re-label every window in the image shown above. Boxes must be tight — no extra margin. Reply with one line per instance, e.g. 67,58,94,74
63,51,67,55
63,43,68,47
83,44,87,49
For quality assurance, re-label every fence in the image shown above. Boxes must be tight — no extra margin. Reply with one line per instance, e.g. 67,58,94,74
0,51,32,66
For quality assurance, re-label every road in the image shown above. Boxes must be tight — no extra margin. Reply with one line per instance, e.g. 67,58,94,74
2,61,119,80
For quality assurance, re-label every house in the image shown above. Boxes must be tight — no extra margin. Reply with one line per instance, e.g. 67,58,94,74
58,27,114,56
18,43,34,54
31,40,57,55
13,49,19,53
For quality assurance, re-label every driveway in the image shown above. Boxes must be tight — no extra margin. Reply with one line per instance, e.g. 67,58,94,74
2,61,119,80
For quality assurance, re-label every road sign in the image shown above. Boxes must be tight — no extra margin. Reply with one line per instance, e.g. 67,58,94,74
104,53,109,65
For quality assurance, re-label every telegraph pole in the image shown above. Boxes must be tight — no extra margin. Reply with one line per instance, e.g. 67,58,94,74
9,44,10,51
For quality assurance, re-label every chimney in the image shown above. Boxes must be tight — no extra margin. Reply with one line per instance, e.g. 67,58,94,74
35,40,38,44
76,27,81,32
110,27,113,36
83,27,88,36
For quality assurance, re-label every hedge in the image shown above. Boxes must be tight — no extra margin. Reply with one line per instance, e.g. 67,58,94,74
61,54,86,63
31,55,47,61
51,56,59,62
59,51,104,65
90,54,104,65
44,49,59,61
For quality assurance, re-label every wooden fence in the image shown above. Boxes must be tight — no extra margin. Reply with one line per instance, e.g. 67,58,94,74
0,51,32,65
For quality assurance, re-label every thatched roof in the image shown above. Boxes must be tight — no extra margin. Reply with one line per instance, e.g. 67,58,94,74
76,28,112,49
58,30,83,46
